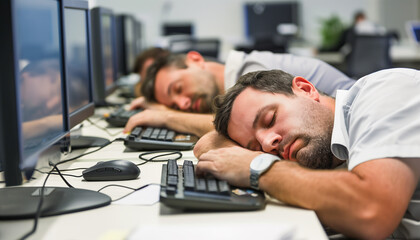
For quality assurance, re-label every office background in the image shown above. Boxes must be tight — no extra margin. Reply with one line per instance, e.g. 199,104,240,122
90,0,420,60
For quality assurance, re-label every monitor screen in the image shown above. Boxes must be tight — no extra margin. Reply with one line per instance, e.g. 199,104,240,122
101,13,115,90
0,0,69,186
0,0,110,222
16,0,67,170
116,15,138,76
162,23,194,36
63,3,94,128
124,16,137,74
91,7,118,105
244,2,299,39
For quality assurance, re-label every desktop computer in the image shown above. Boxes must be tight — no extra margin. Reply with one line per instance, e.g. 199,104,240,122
0,0,110,219
63,0,109,149
91,7,119,106
116,14,140,77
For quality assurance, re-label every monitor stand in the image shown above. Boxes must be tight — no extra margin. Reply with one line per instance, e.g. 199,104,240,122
0,187,111,219
70,135,110,149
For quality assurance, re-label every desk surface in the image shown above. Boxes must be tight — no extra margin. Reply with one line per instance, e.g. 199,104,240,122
0,106,328,240
290,42,420,65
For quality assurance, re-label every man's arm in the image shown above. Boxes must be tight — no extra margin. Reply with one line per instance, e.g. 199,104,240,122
124,109,214,137
196,146,420,239
193,130,238,157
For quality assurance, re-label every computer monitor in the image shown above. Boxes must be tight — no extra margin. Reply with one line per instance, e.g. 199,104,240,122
162,22,194,36
406,21,420,45
90,7,118,106
244,2,299,40
116,14,139,76
63,0,109,149
0,0,110,220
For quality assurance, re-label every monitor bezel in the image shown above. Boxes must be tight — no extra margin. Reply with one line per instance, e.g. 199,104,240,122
0,0,70,186
62,0,95,129
91,7,118,104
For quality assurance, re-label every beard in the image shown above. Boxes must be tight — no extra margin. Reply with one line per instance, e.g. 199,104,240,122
293,98,335,169
194,83,220,113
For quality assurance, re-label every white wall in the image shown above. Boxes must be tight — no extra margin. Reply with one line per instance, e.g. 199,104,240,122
90,0,420,61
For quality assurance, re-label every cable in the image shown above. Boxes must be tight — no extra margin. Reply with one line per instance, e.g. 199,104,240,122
20,166,54,240
86,118,123,137
137,150,183,166
97,183,161,202
20,137,122,240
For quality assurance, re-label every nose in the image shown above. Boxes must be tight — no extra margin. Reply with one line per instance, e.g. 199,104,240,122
256,130,282,155
174,96,191,111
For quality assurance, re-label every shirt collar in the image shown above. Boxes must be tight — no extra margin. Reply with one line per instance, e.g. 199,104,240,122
331,90,350,161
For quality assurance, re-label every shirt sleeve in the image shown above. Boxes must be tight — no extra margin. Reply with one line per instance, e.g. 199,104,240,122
346,68,420,170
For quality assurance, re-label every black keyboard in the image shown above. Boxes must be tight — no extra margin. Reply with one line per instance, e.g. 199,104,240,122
160,160,266,211
124,127,198,151
105,107,143,127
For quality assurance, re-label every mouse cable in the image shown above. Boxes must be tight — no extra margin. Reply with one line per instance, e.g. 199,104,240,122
21,137,123,240
34,169,82,178
137,150,183,166
86,118,122,137
97,183,161,202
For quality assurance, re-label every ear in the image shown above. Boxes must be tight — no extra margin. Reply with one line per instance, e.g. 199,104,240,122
185,51,205,68
291,76,320,102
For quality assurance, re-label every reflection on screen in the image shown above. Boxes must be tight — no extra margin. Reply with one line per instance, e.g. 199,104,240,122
101,14,114,89
64,8,90,113
15,0,65,164
124,18,136,71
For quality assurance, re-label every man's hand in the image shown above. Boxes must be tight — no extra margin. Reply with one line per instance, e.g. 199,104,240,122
195,144,261,187
128,96,169,111
123,109,168,133
193,131,237,158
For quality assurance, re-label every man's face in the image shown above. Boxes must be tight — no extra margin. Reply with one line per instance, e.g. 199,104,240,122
227,87,335,169
154,65,219,113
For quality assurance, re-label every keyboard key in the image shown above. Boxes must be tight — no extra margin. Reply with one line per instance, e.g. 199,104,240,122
167,160,178,176
206,179,218,193
150,128,161,139
165,131,175,141
157,129,168,140
195,178,206,192
131,127,142,137
141,127,153,139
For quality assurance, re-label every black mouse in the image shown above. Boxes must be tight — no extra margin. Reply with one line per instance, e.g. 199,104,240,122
82,159,140,181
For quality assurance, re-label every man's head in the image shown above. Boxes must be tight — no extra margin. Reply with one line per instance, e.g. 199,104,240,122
141,51,220,113
133,47,170,97
214,70,335,169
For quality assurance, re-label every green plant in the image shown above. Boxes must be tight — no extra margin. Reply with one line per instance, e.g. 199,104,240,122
320,15,347,49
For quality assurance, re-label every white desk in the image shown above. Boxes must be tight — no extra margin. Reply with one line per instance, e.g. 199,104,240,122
0,109,328,240
290,42,420,68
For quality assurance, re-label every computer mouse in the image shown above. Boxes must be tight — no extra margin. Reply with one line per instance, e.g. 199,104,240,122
82,159,140,181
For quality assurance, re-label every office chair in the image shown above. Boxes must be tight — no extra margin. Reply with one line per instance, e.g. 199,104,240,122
345,34,392,79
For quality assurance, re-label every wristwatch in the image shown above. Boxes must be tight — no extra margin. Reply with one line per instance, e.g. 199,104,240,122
250,153,281,190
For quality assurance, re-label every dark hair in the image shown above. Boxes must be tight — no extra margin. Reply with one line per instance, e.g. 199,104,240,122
132,47,170,74
140,53,188,102
214,70,296,138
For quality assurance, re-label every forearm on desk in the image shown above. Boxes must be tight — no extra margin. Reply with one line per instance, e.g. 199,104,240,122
165,111,214,137
259,158,418,239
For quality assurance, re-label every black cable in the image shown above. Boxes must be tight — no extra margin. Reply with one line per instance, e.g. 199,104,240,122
20,137,122,240
34,169,82,178
20,167,54,240
97,183,161,202
86,118,123,136
137,150,182,166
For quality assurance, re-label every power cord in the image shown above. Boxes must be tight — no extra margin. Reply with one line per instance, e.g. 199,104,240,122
97,183,161,202
87,118,123,137
20,137,123,240
137,150,183,166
